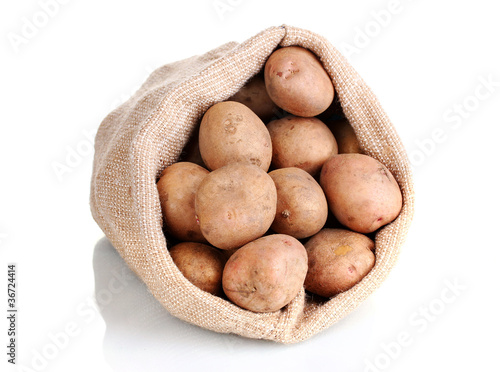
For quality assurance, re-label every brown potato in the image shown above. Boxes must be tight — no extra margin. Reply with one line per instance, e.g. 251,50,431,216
199,101,272,171
195,162,277,250
227,74,279,123
304,228,375,297
264,46,334,117
328,119,362,154
169,242,226,296
157,162,209,242
269,167,328,239
320,154,403,233
267,115,338,175
222,234,308,312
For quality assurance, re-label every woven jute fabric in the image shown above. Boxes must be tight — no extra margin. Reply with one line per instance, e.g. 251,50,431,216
90,25,415,343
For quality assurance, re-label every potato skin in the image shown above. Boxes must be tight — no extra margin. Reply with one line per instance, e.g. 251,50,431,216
157,162,209,242
199,101,272,171
269,167,328,239
328,119,362,154
169,242,226,296
227,74,278,123
320,154,403,233
267,116,337,176
195,163,277,250
264,46,334,117
304,229,375,297
222,234,308,312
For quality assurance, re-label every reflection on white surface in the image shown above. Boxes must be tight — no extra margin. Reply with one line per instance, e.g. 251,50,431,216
93,237,376,372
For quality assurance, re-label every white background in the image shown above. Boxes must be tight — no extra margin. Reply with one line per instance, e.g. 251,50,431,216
1,0,499,371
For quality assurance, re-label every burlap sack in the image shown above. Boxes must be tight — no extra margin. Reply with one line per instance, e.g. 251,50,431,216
90,25,415,343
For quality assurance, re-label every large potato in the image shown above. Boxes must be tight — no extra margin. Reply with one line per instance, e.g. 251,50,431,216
320,154,403,233
227,74,278,123
195,163,277,250
157,162,209,242
304,228,375,297
264,46,334,117
198,101,272,171
267,115,337,175
328,119,362,154
222,234,308,312
269,167,328,239
169,242,226,296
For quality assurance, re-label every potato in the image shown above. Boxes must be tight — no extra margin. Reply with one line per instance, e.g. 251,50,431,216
328,119,362,154
267,115,338,175
264,46,334,117
169,242,226,296
199,101,272,171
269,167,328,239
227,74,279,123
195,162,277,250
304,228,375,297
222,234,308,312
157,162,209,242
320,154,403,233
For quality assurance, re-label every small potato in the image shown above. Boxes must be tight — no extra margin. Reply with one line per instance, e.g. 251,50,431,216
320,154,403,233
304,228,375,297
195,163,277,250
222,234,308,312
264,46,334,117
199,101,272,171
169,242,226,296
157,162,209,242
227,74,279,123
328,119,362,154
267,115,337,175
269,167,328,239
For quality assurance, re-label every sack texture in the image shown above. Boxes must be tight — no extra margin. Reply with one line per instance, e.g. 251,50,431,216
90,25,415,343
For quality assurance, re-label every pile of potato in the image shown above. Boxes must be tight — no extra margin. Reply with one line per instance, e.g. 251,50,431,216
157,46,403,313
